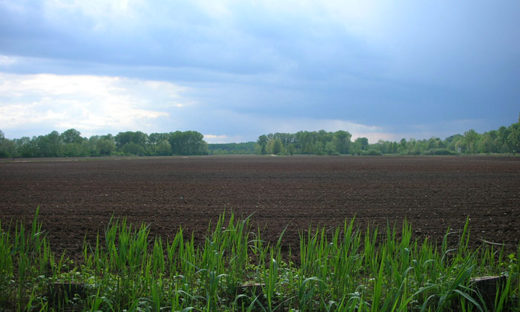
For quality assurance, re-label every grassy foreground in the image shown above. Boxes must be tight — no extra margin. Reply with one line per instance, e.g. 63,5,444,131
0,210,519,311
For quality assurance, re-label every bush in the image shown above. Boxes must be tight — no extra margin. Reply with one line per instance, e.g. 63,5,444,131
425,148,456,155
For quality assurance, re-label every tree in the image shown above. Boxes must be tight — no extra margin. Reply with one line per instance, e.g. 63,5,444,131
269,138,283,155
325,141,338,155
478,132,498,153
495,126,510,153
446,134,464,153
115,131,148,155
0,130,15,158
61,129,84,144
507,123,520,154
93,135,116,156
463,129,479,154
115,131,148,149
148,133,171,155
169,131,208,155
332,130,352,154
122,142,146,156
35,131,63,157
156,140,172,156
257,135,268,154
355,137,369,152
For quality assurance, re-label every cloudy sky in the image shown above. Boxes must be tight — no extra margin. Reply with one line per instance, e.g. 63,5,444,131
1,0,519,143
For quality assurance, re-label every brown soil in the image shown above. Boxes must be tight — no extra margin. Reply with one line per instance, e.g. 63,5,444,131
1,155,519,259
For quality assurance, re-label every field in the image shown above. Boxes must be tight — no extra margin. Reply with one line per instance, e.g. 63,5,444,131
1,155,519,259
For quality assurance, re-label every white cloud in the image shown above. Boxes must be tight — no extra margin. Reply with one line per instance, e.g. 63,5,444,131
203,134,243,144
0,72,190,136
0,55,17,66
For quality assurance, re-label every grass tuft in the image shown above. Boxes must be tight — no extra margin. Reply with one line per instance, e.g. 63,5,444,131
0,209,518,311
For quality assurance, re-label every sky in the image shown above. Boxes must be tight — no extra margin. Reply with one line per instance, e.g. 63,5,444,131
0,1,519,143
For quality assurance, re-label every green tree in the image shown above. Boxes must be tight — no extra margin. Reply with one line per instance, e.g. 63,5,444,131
61,129,84,144
13,137,37,157
398,138,408,154
354,137,369,153
122,142,146,156
497,126,511,153
148,133,171,155
463,129,479,154
115,131,148,155
0,130,15,158
478,131,498,153
257,135,268,154
156,140,172,156
325,141,338,155
332,130,352,154
169,131,208,155
507,123,520,154
269,138,283,155
91,135,116,156
446,134,464,153
35,131,63,157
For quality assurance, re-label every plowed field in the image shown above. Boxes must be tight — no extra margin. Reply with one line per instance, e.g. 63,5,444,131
1,156,519,259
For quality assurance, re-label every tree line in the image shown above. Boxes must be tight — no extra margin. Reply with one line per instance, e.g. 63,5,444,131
256,120,520,156
0,129,208,158
1,118,519,158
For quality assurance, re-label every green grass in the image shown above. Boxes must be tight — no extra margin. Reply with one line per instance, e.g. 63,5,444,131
0,209,518,311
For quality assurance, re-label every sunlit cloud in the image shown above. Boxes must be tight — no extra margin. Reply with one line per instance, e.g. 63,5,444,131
203,134,244,144
0,72,190,137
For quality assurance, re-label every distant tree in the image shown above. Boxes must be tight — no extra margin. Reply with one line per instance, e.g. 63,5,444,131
355,137,369,152
93,135,116,156
295,131,314,154
463,129,479,154
427,137,443,150
169,131,208,155
148,133,171,155
156,140,172,156
122,142,146,156
332,130,352,154
58,129,88,156
269,138,283,155
115,131,148,155
62,142,88,157
12,137,35,157
61,129,84,144
0,130,15,158
325,141,338,155
374,140,399,154
115,131,148,149
35,131,62,157
478,131,498,153
445,134,464,153
507,123,520,154
257,135,268,154
398,138,408,154
497,126,511,153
